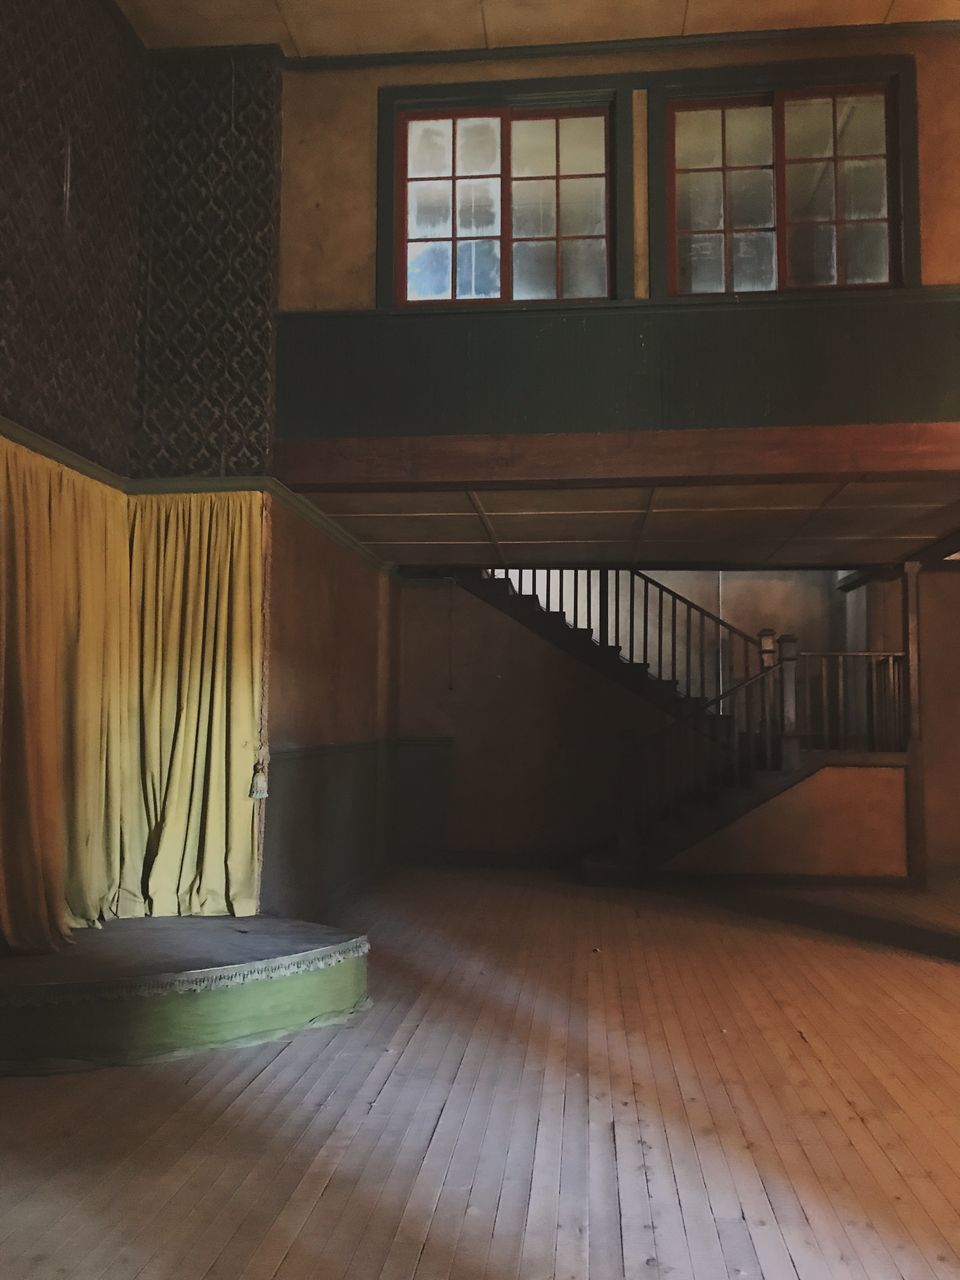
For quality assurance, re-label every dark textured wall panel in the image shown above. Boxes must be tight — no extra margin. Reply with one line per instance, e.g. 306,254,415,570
0,0,142,472
134,49,280,478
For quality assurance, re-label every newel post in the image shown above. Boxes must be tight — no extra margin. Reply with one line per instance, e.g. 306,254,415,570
758,627,777,670
778,634,801,771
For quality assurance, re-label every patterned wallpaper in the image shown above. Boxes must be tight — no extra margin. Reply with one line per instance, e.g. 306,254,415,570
133,49,281,478
0,0,143,473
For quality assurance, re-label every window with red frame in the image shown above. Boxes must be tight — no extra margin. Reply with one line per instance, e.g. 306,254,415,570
398,108,611,304
670,88,892,295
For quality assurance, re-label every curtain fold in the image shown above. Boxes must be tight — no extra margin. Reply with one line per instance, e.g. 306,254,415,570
0,434,265,951
124,492,264,918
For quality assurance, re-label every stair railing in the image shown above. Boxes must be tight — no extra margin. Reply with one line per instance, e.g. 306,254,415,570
797,652,907,752
485,567,765,699
637,658,788,833
630,569,764,699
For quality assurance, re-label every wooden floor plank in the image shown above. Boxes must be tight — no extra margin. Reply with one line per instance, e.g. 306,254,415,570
5,871,960,1279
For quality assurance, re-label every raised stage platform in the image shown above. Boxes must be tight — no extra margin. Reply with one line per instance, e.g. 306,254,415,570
0,916,369,1074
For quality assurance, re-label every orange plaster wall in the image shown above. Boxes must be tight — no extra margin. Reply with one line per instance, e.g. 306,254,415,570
280,29,960,310
267,496,390,749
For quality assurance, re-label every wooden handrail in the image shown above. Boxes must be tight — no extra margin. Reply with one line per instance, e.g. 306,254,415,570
631,569,761,648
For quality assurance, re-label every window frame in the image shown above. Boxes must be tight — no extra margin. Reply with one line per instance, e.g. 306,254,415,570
376,58,919,309
666,84,900,297
394,104,615,308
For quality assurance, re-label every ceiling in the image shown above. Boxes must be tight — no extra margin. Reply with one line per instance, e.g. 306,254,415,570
306,478,960,568
114,0,960,57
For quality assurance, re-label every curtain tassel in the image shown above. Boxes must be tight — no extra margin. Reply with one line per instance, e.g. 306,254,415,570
249,760,269,800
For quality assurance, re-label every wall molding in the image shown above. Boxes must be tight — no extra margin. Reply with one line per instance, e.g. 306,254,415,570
0,413,384,570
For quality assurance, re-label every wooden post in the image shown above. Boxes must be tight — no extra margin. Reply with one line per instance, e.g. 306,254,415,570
903,561,926,885
759,627,777,669
778,633,800,771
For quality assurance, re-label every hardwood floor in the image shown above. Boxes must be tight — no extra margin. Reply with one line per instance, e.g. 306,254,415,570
5,869,960,1279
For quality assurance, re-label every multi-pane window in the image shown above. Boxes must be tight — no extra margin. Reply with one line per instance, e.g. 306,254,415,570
399,108,611,304
669,88,892,295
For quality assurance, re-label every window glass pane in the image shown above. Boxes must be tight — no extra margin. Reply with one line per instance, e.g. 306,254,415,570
677,234,725,294
788,224,837,286
837,95,886,156
558,177,606,236
408,119,452,177
456,177,501,235
675,109,722,169
512,179,556,237
512,119,556,177
726,169,774,228
408,180,452,237
561,239,607,298
559,116,605,175
676,171,723,232
513,240,557,299
724,106,773,167
839,159,887,220
407,241,451,300
785,98,834,158
732,232,777,292
456,117,501,175
786,161,835,221
457,239,501,298
842,223,889,284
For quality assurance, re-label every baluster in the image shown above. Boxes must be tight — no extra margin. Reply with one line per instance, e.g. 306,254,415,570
574,569,580,628
632,576,640,665
657,589,664,682
699,612,706,702
671,596,678,687
778,635,800,770
685,603,692,698
643,577,650,669
599,570,609,647
869,655,879,751
614,571,620,654
838,654,846,751
821,655,830,750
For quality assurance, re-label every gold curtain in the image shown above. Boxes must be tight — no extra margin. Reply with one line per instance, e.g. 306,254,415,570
0,434,266,950
123,492,265,918
0,439,128,949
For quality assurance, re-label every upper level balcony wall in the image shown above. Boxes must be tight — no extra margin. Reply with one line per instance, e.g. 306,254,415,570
277,288,960,440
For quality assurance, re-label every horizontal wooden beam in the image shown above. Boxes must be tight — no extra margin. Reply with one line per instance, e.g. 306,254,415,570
275,422,960,492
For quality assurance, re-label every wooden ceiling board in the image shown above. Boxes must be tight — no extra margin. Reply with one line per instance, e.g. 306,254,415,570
828,480,960,507
683,0,889,35
641,508,812,539
480,487,652,514
277,0,486,54
311,491,475,515
115,0,956,51
335,513,488,540
369,543,493,563
499,541,637,564
797,506,938,537
886,0,960,18
650,482,839,510
489,512,642,541
481,0,683,48
115,0,294,49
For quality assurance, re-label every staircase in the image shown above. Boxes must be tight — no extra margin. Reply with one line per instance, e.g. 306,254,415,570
455,566,767,716
454,566,908,872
